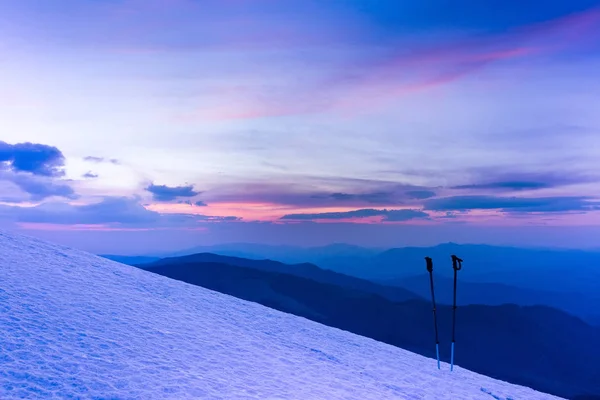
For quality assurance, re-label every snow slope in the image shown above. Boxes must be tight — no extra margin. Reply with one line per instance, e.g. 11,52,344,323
0,231,560,399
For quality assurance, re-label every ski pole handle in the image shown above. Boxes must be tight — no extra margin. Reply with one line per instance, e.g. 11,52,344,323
451,255,463,271
425,256,433,272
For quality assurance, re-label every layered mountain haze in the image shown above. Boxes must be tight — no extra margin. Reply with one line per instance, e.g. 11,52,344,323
129,243,600,325
145,252,422,303
383,274,600,326
110,242,600,325
128,243,383,267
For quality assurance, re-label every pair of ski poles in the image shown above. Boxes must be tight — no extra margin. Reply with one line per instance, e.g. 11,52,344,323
425,255,463,371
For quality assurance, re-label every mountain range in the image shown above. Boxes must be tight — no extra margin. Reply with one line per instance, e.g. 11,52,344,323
382,274,600,326
140,253,600,399
105,242,600,294
104,242,600,326
148,253,421,303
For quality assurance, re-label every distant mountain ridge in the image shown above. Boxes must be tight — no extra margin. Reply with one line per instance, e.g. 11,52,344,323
366,244,600,309
146,252,421,303
103,242,600,324
100,254,160,265
109,242,600,289
382,274,600,326
160,242,384,264
142,254,600,399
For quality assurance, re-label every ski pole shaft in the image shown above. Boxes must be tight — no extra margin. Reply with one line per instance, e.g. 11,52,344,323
425,257,440,370
450,342,455,372
450,254,463,372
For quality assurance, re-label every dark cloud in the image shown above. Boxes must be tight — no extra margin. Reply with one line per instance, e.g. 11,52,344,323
280,208,429,222
176,200,208,207
0,141,76,201
462,182,540,190
84,156,120,165
211,176,436,208
282,209,383,220
145,184,200,201
424,195,600,213
328,192,398,204
452,181,551,191
451,172,596,192
439,211,459,219
7,173,77,201
405,190,436,199
210,180,439,209
213,216,241,221
83,172,99,179
312,187,437,205
383,209,430,221
83,156,104,163
0,141,66,177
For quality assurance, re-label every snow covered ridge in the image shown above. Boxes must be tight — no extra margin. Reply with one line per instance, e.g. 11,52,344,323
0,231,561,399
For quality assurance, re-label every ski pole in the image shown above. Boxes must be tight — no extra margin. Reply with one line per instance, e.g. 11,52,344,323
425,257,440,370
450,254,463,372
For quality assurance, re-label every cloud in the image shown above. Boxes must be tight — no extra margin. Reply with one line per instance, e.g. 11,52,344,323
177,200,207,206
0,140,76,201
145,184,200,201
0,179,27,203
0,197,240,227
383,209,430,221
1,172,77,201
280,208,429,222
0,141,66,177
327,192,398,204
83,172,99,179
281,209,383,220
453,182,550,191
14,197,161,225
213,215,241,221
405,190,436,199
210,180,439,209
450,172,596,191
83,156,120,165
439,211,459,219
424,195,600,212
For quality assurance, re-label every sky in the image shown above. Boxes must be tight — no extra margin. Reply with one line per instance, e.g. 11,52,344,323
1,0,600,253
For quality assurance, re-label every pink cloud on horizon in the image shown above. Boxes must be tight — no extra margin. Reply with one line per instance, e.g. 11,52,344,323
11,202,600,233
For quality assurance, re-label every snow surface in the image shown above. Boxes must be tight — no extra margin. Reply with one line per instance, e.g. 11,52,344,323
0,230,561,399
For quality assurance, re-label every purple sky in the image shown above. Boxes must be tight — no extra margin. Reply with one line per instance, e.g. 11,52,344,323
1,0,600,253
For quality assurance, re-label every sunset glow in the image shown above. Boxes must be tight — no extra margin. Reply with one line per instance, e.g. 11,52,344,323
1,0,600,252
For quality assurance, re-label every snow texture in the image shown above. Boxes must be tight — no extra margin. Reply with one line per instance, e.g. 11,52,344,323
0,231,561,399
